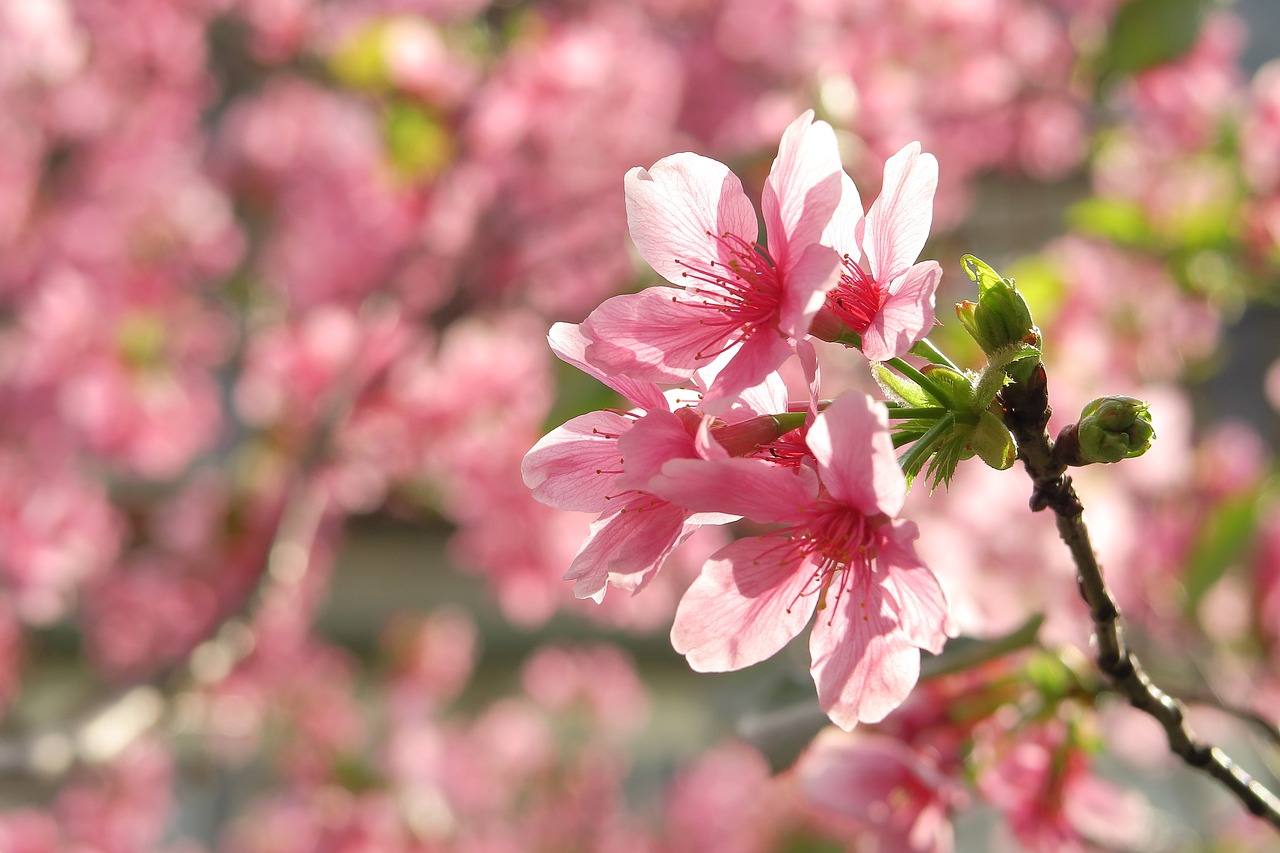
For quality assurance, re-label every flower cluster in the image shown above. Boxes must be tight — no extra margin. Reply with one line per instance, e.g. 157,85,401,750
526,112,955,729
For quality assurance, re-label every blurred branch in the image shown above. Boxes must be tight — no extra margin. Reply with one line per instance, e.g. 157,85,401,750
1002,363,1280,831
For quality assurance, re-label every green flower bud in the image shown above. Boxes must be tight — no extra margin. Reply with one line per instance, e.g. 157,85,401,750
958,255,1040,355
1077,396,1155,463
954,300,983,345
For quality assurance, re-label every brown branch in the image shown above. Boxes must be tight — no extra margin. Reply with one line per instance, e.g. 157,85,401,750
1001,363,1280,830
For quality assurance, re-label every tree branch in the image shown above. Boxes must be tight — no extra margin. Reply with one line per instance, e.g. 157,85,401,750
1001,363,1280,830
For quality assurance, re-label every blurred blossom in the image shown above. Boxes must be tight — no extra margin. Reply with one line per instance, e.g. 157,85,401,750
0,0,1275,848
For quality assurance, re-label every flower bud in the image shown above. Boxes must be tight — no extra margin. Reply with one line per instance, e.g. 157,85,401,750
1077,396,1155,463
709,412,806,457
958,255,1039,355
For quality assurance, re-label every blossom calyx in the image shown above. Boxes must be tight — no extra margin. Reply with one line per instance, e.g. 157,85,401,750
1075,396,1155,463
957,255,1039,357
970,408,1017,470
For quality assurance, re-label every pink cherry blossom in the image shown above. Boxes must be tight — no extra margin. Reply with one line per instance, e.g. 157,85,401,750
581,110,843,412
812,142,943,361
795,728,962,853
522,323,735,601
652,391,953,729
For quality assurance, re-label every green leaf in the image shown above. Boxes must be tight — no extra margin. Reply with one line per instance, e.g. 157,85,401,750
384,100,452,180
1066,197,1153,246
1182,488,1267,615
1093,0,1213,92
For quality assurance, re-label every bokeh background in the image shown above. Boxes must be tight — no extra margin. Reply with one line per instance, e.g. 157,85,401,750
3,0,1280,849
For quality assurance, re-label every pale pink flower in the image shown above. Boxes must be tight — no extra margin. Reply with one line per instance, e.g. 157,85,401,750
813,142,942,361
522,323,733,601
581,110,843,412
976,722,1152,853
652,391,952,729
796,728,962,853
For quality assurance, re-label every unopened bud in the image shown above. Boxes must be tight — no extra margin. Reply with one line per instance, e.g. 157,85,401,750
958,255,1039,355
1077,396,1155,463
709,412,806,457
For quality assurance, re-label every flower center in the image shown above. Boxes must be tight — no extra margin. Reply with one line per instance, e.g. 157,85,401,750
824,255,886,333
674,232,784,360
779,500,879,620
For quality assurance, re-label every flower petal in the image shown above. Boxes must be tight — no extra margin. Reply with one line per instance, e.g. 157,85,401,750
860,260,942,361
522,411,632,512
582,288,726,382
564,497,689,601
762,112,845,269
615,410,697,493
777,241,842,340
626,154,758,285
699,331,796,415
821,171,865,262
810,580,921,729
651,456,817,523
671,537,817,671
549,322,668,412
878,519,954,652
864,143,938,284
806,392,904,517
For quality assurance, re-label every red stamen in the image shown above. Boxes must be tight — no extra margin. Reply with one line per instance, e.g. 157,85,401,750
825,255,886,333
673,231,785,360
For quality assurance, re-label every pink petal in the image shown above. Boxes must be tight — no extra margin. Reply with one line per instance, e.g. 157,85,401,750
564,498,689,601
726,369,790,421
821,171,865,262
806,392,904,517
762,111,845,268
810,581,922,729
671,537,817,671
776,241,842,340
625,154,758,285
861,260,942,362
699,331,796,415
650,456,817,523
878,520,954,651
864,143,938,284
522,411,633,512
615,410,697,492
549,322,668,412
582,288,727,382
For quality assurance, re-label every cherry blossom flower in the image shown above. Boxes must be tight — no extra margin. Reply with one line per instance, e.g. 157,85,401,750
796,728,963,853
652,391,953,729
580,109,843,412
812,142,943,361
522,323,736,601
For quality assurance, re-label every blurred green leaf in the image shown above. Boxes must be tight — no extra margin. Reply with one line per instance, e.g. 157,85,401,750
384,100,452,180
1183,488,1265,615
1067,196,1153,246
1093,0,1215,92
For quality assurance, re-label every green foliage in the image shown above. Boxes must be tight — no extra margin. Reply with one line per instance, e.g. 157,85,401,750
1183,486,1271,616
1092,0,1216,92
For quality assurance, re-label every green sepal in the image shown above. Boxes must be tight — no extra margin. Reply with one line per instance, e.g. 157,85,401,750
919,364,977,413
971,409,1017,470
872,362,935,407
